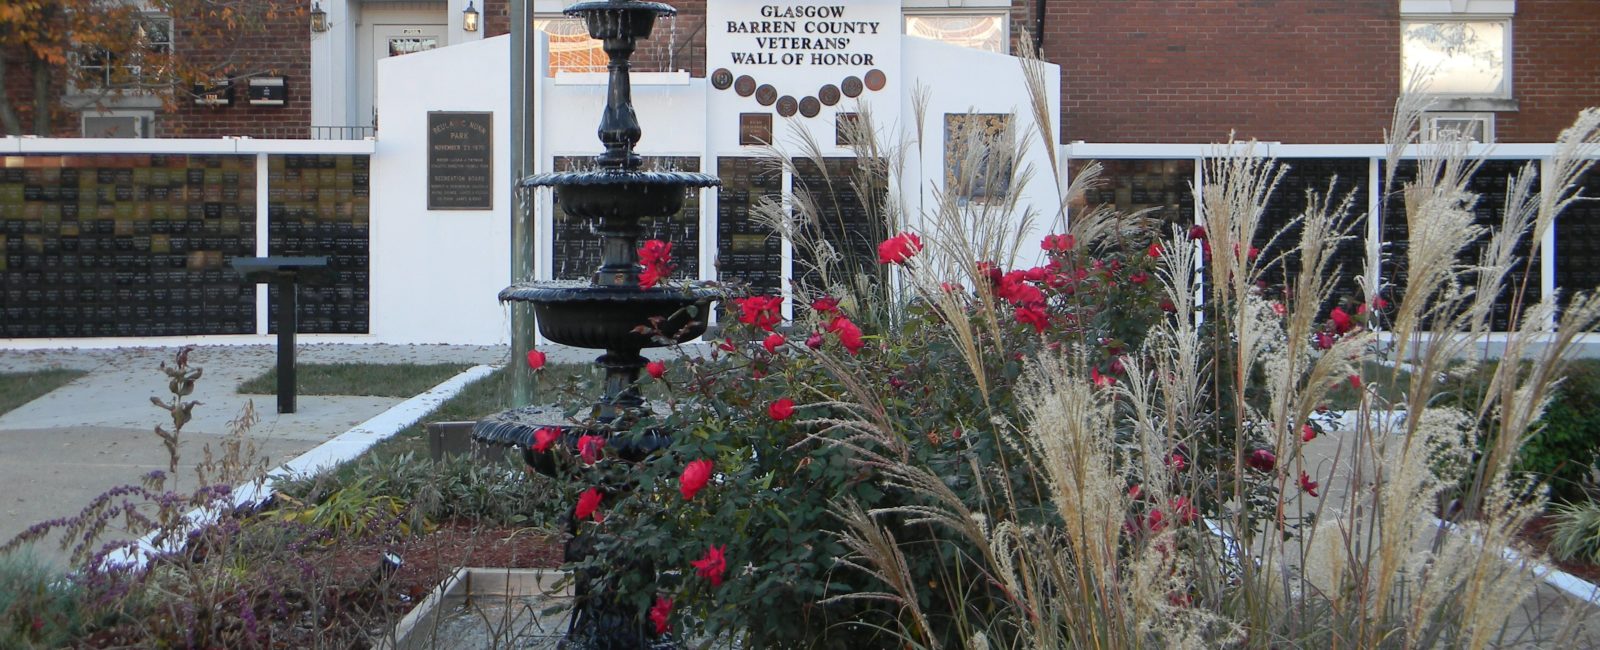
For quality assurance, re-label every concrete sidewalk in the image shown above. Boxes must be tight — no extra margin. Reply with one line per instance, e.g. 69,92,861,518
0,343,520,566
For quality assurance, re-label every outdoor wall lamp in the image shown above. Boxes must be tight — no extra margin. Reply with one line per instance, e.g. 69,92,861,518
310,1,328,33
462,1,480,32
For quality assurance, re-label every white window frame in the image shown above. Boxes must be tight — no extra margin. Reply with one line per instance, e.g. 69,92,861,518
80,109,154,138
531,12,607,76
71,11,173,93
1400,0,1515,108
1422,112,1495,143
901,4,1011,55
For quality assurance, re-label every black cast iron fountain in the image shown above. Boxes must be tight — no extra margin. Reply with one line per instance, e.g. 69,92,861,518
473,1,720,647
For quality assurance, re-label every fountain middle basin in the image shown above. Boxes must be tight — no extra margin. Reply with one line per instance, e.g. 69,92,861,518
503,283,721,349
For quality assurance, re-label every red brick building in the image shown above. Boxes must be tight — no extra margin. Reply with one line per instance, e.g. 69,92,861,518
4,0,1597,143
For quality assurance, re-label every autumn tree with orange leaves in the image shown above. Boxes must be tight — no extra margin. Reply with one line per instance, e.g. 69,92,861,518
0,0,301,136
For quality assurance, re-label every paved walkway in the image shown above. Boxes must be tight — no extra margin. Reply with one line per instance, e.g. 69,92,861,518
0,343,528,566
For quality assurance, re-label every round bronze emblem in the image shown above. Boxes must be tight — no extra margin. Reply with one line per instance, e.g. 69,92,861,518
734,75,757,97
864,69,887,91
755,84,778,106
841,76,863,98
711,68,734,90
818,84,841,106
798,96,821,118
776,95,798,117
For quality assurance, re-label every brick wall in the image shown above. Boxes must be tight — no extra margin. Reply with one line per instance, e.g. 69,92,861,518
159,0,310,139
1043,0,1400,144
485,0,511,38
1496,0,1600,143
1,45,76,136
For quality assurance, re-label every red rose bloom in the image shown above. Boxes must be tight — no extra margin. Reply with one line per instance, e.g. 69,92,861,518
1148,242,1163,259
526,349,547,370
768,398,795,421
762,333,786,354
1042,233,1075,252
649,596,673,635
1188,225,1207,241
639,265,665,290
805,331,824,350
646,360,666,379
532,426,560,453
637,240,673,289
692,545,728,586
735,295,784,331
1299,471,1320,497
825,316,865,355
1247,449,1277,471
1348,374,1362,390
1015,303,1049,333
1090,367,1114,388
575,487,603,521
680,459,713,501
577,434,606,464
1302,423,1318,442
1329,306,1354,334
876,232,924,265
810,296,840,313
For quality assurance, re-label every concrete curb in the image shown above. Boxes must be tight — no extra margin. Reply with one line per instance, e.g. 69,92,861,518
101,363,499,570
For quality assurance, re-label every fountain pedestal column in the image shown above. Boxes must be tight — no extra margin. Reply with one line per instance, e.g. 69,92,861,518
473,1,722,647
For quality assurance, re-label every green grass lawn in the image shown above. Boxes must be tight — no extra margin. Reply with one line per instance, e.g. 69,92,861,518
362,361,615,462
0,369,88,417
237,363,473,397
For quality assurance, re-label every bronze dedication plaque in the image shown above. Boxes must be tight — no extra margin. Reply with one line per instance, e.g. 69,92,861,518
427,111,493,210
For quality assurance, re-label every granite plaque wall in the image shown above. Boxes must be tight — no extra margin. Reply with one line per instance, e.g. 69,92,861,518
716,157,782,292
266,154,371,334
550,156,702,281
792,157,888,291
0,154,256,338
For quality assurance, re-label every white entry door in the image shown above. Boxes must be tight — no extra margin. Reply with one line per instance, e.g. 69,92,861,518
359,24,444,130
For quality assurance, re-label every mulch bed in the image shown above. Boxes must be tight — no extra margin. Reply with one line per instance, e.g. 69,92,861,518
1519,514,1600,585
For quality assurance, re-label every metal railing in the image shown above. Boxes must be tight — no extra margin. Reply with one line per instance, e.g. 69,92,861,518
311,125,376,140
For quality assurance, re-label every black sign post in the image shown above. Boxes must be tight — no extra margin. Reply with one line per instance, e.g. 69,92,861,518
232,256,330,414
427,111,494,210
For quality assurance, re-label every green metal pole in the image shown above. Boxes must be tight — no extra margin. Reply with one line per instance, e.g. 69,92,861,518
509,0,536,407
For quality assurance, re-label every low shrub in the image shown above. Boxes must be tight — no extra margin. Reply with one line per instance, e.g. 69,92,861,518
1547,499,1600,564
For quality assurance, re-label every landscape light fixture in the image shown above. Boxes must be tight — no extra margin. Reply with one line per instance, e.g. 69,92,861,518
462,1,480,32
310,1,328,33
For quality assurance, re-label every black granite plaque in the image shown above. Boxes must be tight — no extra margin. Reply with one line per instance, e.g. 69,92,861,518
427,111,494,210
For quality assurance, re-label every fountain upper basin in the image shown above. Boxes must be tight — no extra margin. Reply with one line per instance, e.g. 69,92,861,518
522,170,718,222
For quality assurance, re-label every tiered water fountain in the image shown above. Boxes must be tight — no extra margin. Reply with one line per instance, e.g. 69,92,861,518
472,0,719,647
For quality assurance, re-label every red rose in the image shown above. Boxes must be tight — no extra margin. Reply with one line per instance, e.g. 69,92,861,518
735,296,784,331
640,265,665,290
997,271,1044,305
1148,242,1163,259
526,349,547,370
1247,449,1277,471
825,315,864,355
578,434,605,464
575,487,603,521
646,360,666,379
762,333,786,354
1329,306,1354,334
533,426,560,453
1171,496,1198,525
1302,423,1318,442
680,459,713,500
1299,471,1320,497
805,331,824,350
1129,272,1149,285
1042,233,1075,252
1090,367,1114,388
1188,225,1207,241
768,398,795,421
639,240,672,265
1015,303,1048,333
649,596,673,635
876,232,924,265
692,544,728,586
1314,331,1335,350
810,296,840,313
1348,374,1362,390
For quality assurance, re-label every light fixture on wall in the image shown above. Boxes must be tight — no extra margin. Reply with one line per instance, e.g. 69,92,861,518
462,0,480,32
310,1,328,33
